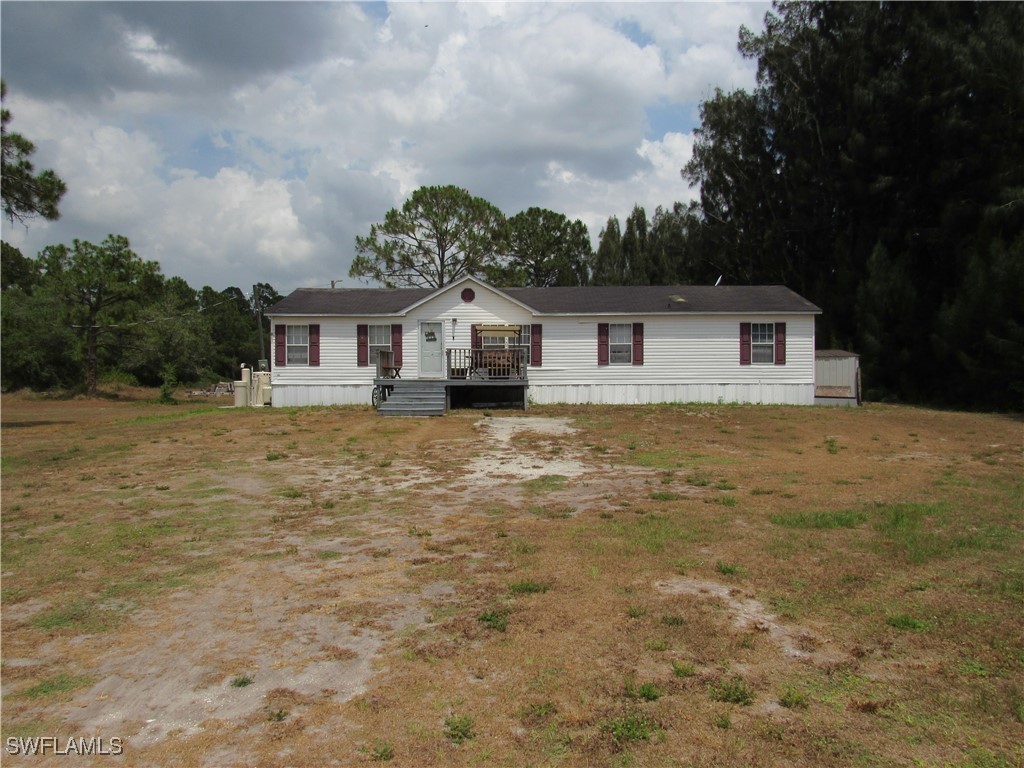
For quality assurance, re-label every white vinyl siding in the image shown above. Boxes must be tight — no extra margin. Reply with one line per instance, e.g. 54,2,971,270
525,314,815,404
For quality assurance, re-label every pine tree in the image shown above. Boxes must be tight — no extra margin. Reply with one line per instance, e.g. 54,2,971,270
590,216,623,286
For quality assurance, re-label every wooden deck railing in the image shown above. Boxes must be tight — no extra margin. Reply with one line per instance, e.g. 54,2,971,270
446,348,527,380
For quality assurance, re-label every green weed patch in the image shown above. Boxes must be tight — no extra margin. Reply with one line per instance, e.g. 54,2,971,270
769,510,868,529
521,474,568,494
19,674,92,699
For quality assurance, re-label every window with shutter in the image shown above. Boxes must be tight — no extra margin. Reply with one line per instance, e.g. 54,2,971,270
286,325,309,365
275,325,286,367
741,322,786,365
609,323,632,364
357,324,369,366
309,324,320,366
391,325,403,367
368,324,391,368
739,322,752,365
632,323,644,365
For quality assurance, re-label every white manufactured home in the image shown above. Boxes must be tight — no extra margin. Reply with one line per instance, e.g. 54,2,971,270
266,276,821,414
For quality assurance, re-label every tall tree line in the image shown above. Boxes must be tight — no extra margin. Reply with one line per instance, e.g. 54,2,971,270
591,203,707,286
1,239,280,393
680,1,1023,408
593,2,1022,408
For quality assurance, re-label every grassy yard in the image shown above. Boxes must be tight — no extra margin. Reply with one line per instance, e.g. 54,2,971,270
1,390,1021,767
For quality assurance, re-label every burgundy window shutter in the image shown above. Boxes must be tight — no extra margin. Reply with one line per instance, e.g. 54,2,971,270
471,324,482,349
391,324,403,366
275,325,286,367
774,322,786,365
632,323,644,365
597,323,609,366
530,324,542,367
357,324,369,366
739,322,751,365
309,324,320,366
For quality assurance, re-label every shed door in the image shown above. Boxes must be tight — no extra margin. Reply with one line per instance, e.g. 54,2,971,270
419,321,444,377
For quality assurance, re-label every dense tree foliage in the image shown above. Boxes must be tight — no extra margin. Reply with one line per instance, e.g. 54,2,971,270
590,203,712,286
1,80,66,224
681,1,1024,408
350,185,508,288
0,236,278,394
40,236,164,394
590,216,623,286
487,207,591,287
648,203,708,285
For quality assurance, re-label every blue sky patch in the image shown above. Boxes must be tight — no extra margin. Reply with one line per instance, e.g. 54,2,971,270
615,18,655,49
645,102,700,140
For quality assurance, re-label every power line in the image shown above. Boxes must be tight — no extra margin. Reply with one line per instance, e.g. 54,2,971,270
64,295,242,329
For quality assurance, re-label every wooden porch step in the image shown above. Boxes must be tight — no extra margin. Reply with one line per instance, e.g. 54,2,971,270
377,379,447,417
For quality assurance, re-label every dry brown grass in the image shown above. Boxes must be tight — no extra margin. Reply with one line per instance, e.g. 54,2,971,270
1,389,1021,767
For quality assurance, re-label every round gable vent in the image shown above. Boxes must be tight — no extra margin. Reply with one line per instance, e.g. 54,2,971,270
461,287,475,302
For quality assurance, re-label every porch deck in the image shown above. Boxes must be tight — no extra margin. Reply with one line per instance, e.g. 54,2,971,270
373,348,528,415
445,348,528,381
375,348,528,383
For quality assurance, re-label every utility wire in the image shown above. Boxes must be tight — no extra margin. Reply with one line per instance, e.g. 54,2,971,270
64,295,254,329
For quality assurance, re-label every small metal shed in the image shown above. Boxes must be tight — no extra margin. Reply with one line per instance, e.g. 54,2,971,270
815,350,860,406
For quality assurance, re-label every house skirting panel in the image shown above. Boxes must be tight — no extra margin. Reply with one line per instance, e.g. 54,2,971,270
528,382,815,406
272,384,370,407
272,382,815,408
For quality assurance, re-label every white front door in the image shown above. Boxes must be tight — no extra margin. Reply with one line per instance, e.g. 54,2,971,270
419,321,444,377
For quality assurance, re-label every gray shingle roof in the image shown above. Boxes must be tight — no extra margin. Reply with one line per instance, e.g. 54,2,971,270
268,283,820,316
269,287,433,316
502,285,820,314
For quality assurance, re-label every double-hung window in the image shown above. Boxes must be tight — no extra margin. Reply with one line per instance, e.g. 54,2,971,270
609,323,632,364
286,325,309,365
598,322,643,366
357,324,400,368
275,323,319,367
517,325,532,365
751,323,775,364
740,321,785,366
368,324,391,364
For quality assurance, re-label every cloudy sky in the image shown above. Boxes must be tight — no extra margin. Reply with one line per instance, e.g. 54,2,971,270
1,1,768,294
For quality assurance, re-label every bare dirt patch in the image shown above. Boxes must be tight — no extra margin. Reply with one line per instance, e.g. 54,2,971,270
2,392,1021,767
464,416,590,482
653,577,843,664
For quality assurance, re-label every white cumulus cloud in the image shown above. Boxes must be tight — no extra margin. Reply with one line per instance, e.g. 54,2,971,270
2,1,767,292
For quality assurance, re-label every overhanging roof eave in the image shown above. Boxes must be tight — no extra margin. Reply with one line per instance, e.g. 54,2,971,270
528,309,823,317
266,312,408,318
